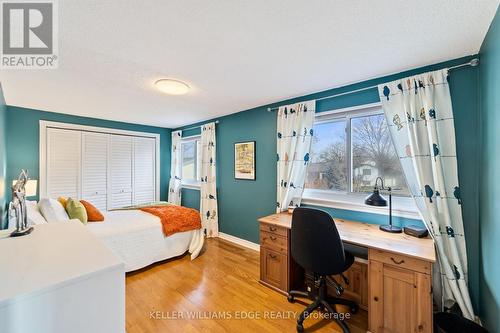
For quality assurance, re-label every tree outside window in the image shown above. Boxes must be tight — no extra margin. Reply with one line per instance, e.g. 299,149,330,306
305,109,409,196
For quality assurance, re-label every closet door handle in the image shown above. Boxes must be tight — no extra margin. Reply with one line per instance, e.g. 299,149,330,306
390,257,405,265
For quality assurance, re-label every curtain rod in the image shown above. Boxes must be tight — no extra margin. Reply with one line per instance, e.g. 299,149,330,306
266,58,479,112
178,120,219,133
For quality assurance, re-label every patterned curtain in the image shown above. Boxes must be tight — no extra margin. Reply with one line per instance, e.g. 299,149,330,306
200,122,218,237
168,130,182,205
276,101,315,212
378,69,474,319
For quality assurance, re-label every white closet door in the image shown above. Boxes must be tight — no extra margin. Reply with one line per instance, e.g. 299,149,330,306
46,128,81,199
82,132,108,211
109,135,133,209
133,137,156,204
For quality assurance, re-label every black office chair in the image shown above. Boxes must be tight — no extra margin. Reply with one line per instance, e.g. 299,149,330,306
287,207,359,333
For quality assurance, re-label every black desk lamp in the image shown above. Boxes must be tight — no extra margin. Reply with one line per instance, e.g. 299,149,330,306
365,177,402,233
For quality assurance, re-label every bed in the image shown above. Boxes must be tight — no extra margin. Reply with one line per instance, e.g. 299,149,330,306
23,200,204,272
86,210,204,272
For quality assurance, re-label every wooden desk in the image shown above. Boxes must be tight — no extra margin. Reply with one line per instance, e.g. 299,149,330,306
258,213,436,333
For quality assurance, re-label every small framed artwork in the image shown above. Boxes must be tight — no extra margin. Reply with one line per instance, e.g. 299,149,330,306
234,141,256,180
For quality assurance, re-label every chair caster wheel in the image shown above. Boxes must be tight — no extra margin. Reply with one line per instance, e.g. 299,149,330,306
296,324,304,332
287,295,295,303
351,305,359,314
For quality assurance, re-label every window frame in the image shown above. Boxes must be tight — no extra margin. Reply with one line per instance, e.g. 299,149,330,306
302,102,419,219
180,135,201,189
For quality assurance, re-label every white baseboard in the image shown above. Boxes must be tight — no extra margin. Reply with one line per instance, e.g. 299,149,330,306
218,232,260,252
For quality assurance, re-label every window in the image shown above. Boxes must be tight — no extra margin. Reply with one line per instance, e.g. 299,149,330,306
351,114,408,195
305,104,410,198
181,136,201,187
307,120,347,191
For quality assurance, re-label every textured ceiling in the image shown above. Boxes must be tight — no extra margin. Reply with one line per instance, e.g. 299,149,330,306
1,0,498,128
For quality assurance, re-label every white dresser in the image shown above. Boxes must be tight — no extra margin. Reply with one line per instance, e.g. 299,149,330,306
0,222,125,333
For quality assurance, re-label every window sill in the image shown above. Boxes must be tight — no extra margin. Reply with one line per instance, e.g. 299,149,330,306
301,189,421,220
181,183,200,190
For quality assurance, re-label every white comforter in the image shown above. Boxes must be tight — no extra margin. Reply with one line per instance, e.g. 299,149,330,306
86,210,204,272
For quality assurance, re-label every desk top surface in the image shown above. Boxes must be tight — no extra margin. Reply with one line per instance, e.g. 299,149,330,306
258,213,436,262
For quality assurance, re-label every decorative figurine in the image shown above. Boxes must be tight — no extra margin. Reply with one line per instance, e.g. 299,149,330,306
9,169,34,237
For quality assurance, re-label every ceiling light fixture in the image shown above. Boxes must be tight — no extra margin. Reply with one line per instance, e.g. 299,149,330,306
155,79,190,95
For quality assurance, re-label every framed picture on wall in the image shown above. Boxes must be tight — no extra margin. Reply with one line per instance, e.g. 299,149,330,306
234,141,256,180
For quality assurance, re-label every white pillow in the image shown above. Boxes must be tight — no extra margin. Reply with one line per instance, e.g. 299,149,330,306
26,200,47,226
38,198,70,223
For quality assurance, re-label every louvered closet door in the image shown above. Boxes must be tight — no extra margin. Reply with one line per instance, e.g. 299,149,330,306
46,128,81,199
134,137,156,204
82,132,108,211
109,135,133,209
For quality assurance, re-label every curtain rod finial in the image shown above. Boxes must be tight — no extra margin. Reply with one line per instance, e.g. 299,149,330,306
470,58,479,67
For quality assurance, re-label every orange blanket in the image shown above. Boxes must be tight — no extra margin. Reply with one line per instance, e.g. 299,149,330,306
140,205,201,236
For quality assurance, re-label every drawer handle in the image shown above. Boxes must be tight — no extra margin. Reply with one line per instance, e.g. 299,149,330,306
390,257,405,265
374,296,379,302
268,253,277,259
269,226,277,232
270,236,277,241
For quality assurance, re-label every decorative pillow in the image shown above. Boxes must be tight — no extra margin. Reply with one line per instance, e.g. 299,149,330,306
26,200,47,226
66,198,88,224
80,200,104,222
58,196,68,209
38,198,70,223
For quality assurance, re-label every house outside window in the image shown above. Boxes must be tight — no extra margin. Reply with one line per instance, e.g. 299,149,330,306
303,103,417,218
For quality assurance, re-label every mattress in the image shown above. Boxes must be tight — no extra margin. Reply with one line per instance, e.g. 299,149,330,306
86,210,204,272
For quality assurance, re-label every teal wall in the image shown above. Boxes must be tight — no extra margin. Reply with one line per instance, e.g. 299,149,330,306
176,56,481,310
181,188,201,210
479,7,500,333
0,86,7,228
4,106,172,204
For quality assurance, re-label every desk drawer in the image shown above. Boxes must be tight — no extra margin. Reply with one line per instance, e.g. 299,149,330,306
369,249,431,275
260,247,287,291
260,223,288,237
260,231,288,254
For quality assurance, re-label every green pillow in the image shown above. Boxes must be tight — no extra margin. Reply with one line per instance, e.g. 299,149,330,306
66,198,88,224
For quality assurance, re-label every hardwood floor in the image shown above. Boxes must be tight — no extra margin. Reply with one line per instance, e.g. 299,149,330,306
126,238,368,333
